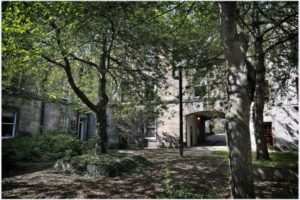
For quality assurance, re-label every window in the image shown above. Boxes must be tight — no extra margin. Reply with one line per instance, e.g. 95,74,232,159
2,110,17,138
59,116,69,133
194,86,207,98
263,122,274,147
78,117,87,140
70,120,76,131
294,106,298,111
145,82,156,100
145,118,156,139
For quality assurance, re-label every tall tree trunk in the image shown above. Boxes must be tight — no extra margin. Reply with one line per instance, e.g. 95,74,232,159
220,2,256,198
96,108,108,154
95,76,109,154
252,3,270,161
253,53,270,161
95,33,109,155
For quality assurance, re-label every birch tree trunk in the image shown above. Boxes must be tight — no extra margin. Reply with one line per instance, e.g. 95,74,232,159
219,2,256,198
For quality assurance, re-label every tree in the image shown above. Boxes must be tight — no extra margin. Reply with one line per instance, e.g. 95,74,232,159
238,2,298,160
219,2,256,198
2,2,169,154
114,102,165,149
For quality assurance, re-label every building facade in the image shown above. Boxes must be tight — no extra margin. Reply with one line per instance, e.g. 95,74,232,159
2,66,298,151
142,65,298,151
2,93,78,138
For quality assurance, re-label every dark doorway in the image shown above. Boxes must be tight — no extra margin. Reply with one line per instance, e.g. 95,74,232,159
264,122,274,147
78,117,87,140
190,126,193,146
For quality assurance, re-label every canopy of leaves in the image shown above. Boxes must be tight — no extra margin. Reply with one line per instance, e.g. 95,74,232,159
238,2,298,92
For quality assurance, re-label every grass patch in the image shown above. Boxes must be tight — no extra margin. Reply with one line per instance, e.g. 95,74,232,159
212,150,298,169
54,153,152,177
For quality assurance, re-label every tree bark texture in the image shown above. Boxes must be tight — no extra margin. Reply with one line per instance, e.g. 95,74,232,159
252,3,270,161
220,2,256,198
95,76,109,155
96,108,108,155
95,33,109,155
253,44,270,161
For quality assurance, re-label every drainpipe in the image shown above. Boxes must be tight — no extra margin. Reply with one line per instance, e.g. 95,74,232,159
76,110,80,139
179,65,183,156
39,101,45,134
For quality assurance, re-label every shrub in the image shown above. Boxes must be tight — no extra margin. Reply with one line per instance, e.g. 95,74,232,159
2,132,85,163
53,153,151,177
81,137,97,154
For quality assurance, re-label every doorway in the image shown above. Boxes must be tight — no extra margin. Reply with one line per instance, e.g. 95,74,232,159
78,117,87,140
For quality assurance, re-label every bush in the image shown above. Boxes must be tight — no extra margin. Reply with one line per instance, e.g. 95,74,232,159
2,132,85,163
81,137,97,154
53,153,151,177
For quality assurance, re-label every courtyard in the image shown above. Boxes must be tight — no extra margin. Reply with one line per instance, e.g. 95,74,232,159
2,1,298,199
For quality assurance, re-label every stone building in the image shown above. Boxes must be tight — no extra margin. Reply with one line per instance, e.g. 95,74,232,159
2,64,298,151
2,92,78,138
2,91,118,145
142,64,298,151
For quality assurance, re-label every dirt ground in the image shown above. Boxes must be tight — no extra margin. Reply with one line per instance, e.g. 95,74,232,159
2,148,298,199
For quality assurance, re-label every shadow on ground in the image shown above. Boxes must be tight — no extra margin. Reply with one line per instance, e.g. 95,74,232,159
2,148,298,199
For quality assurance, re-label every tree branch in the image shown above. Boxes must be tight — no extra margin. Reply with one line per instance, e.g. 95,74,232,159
171,2,195,34
105,19,116,73
258,8,296,35
264,33,297,54
69,53,99,70
49,21,97,112
42,55,65,68
261,12,297,37
63,62,97,112
238,15,255,36
130,1,185,30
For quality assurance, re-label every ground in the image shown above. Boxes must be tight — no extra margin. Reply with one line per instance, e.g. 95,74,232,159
2,147,298,199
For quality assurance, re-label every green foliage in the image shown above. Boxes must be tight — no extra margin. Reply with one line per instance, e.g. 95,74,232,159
113,101,165,149
81,137,97,154
238,2,298,100
212,150,298,169
54,153,152,177
2,132,85,163
212,124,225,134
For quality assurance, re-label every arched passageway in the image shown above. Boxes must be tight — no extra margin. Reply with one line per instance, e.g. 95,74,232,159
185,111,226,147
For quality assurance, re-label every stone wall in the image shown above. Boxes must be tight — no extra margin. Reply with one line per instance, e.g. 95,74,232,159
2,95,78,137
